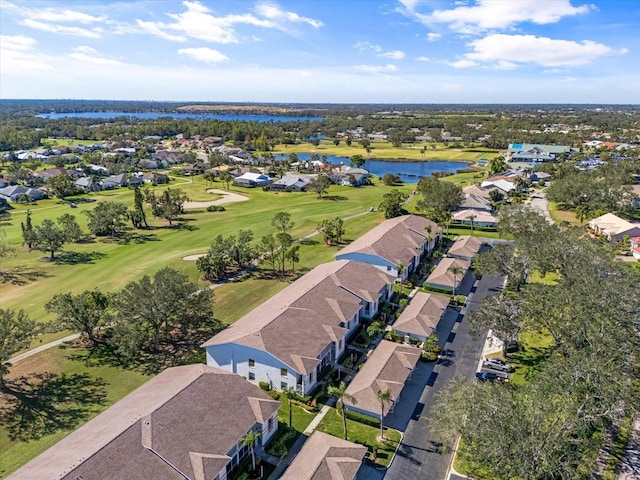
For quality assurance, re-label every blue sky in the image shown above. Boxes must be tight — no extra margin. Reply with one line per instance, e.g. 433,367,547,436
1,0,638,103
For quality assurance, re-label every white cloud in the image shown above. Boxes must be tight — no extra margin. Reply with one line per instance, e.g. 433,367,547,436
73,46,97,55
465,34,623,67
415,56,430,62
379,50,405,60
406,0,594,34
26,8,106,24
355,64,398,73
426,32,441,41
254,2,323,28
135,20,187,42
0,35,53,72
0,35,36,51
21,19,102,38
448,59,478,68
355,41,382,53
68,52,123,66
177,47,230,64
137,0,321,44
355,42,405,60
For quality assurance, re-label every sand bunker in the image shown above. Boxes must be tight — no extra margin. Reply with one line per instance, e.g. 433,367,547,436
182,189,248,209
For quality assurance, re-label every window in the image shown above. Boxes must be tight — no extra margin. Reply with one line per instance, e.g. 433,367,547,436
248,359,255,367
309,371,314,384
281,381,288,389
248,372,255,380
280,367,287,377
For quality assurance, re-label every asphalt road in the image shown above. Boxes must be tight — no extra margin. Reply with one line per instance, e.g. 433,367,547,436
384,273,505,480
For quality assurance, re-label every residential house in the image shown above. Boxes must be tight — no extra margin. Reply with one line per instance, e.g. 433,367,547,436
280,431,367,480
452,208,498,228
424,257,471,292
0,185,45,203
630,237,640,260
447,235,483,261
462,184,494,200
102,173,129,189
392,292,450,342
269,175,310,192
233,172,271,188
8,365,281,480
202,260,395,396
330,166,369,186
588,213,640,242
74,176,101,192
507,144,571,162
480,179,515,195
344,340,420,419
335,214,440,280
35,167,69,182
140,171,168,184
530,171,551,184
459,193,493,213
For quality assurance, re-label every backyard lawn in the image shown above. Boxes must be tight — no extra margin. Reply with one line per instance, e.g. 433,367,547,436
0,345,150,478
315,407,401,468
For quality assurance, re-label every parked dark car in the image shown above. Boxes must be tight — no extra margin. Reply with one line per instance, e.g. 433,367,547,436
476,371,509,383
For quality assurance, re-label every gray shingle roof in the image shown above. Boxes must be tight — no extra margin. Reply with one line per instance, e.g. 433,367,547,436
335,215,439,266
9,365,280,480
280,431,367,480
344,340,420,417
393,292,450,338
202,261,394,375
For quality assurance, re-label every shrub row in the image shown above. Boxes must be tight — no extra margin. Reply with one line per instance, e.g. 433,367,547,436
345,409,381,428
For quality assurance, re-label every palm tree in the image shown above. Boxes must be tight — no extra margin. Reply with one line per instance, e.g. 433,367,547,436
575,205,590,226
448,265,463,297
424,225,433,257
467,213,477,232
241,429,261,471
396,263,405,281
327,381,357,440
282,386,296,429
376,388,393,440
219,170,233,190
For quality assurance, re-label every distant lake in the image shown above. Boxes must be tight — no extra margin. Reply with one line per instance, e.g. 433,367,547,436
36,112,324,122
275,153,469,184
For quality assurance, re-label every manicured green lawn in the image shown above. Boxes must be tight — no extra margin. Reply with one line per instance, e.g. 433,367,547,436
548,201,581,226
277,401,316,433
446,227,501,239
0,345,150,478
315,407,401,468
0,177,411,326
503,329,555,385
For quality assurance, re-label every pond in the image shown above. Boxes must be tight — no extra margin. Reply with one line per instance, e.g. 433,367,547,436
274,153,469,184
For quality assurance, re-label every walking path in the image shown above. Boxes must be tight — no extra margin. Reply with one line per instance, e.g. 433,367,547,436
8,333,79,365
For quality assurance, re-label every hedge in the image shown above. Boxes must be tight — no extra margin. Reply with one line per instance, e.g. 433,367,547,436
345,409,381,428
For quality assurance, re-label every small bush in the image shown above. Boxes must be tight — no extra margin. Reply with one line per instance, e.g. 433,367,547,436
207,205,226,212
384,331,404,343
267,390,281,400
259,381,271,391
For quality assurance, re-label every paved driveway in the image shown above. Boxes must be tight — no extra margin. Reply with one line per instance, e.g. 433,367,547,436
384,274,505,480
